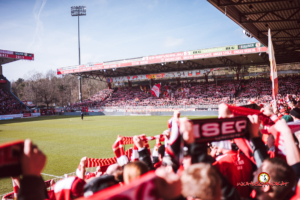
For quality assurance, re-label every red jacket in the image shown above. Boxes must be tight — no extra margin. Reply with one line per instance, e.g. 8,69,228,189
213,150,253,198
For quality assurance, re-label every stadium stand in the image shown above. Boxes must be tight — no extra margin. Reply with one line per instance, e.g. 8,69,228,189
0,88,28,115
68,80,241,110
66,74,300,112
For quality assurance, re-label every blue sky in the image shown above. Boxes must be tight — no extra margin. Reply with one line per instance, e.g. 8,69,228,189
0,0,258,81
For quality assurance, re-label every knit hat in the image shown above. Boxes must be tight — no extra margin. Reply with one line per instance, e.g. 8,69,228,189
281,115,293,123
291,108,300,119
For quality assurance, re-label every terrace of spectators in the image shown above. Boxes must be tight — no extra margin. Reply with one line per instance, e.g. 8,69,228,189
68,74,300,111
0,49,34,115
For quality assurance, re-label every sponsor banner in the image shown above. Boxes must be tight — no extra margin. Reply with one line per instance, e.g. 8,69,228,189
0,50,14,55
0,117,14,120
238,42,264,49
13,52,34,57
57,43,267,75
0,114,22,119
31,113,41,117
107,68,219,82
190,45,238,55
22,113,31,118
0,53,34,61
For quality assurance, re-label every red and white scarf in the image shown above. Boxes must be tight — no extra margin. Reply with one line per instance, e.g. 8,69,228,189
12,178,19,199
227,105,300,158
76,149,132,177
54,177,85,200
112,134,164,165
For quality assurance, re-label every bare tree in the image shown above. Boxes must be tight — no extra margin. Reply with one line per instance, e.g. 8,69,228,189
11,70,107,107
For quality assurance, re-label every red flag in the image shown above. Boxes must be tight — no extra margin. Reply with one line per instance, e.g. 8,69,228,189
268,29,278,106
151,83,161,97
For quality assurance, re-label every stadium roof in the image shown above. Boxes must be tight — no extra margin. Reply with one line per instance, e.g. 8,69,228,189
0,49,34,65
57,42,268,82
207,0,300,64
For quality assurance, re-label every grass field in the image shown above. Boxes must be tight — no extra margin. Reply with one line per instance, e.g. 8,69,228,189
0,115,216,194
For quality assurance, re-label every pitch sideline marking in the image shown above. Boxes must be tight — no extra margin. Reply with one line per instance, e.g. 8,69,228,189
41,173,63,178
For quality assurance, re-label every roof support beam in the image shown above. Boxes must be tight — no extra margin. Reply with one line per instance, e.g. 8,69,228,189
260,27,300,32
287,8,300,20
270,11,285,20
241,19,300,23
216,57,238,66
218,0,292,7
260,37,300,39
244,7,300,15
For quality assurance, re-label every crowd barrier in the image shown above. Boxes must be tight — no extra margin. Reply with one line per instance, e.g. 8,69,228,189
0,113,41,120
63,111,218,116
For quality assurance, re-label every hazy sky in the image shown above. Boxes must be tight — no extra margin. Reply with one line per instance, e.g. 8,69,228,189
0,0,258,81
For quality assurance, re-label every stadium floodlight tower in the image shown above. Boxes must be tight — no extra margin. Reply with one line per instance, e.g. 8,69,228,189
71,5,86,103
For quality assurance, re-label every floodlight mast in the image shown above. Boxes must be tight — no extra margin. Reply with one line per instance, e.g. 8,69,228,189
71,6,86,103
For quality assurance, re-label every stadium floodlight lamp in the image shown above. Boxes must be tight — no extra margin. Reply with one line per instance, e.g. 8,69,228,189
71,6,86,103
71,6,86,16
243,30,253,38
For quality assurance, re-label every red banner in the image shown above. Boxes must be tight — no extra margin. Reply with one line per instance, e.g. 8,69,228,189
23,113,31,118
0,53,34,61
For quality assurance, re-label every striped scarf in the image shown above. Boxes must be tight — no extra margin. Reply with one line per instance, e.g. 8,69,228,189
227,105,300,160
112,134,164,165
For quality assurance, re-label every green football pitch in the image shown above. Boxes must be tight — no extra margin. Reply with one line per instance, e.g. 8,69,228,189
0,115,215,194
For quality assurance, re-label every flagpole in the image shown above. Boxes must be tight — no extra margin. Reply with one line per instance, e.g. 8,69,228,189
269,28,277,108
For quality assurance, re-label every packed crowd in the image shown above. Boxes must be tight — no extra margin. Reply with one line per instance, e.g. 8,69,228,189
234,75,300,105
67,75,300,112
68,89,114,110
68,80,240,110
0,88,27,115
7,100,300,200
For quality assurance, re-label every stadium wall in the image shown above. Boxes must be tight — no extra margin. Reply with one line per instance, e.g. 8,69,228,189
63,111,218,116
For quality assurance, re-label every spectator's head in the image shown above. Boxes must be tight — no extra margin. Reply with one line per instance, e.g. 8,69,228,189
158,145,165,161
182,146,192,170
105,163,121,175
96,166,101,173
288,99,297,109
162,156,179,173
290,108,300,121
296,101,300,109
253,158,296,200
279,107,286,114
123,161,149,184
267,134,275,149
181,163,221,200
295,131,300,149
83,175,118,197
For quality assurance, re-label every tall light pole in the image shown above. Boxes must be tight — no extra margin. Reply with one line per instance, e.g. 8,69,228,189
71,6,86,103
